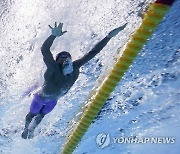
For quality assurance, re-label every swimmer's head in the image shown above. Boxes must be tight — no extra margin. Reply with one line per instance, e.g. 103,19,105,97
56,51,72,64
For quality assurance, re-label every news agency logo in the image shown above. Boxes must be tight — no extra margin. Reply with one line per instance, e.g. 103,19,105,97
96,133,111,148
96,132,176,148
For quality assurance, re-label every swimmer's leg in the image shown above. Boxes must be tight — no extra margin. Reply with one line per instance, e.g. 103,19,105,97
21,112,35,139
28,113,45,139
21,94,43,139
27,99,57,139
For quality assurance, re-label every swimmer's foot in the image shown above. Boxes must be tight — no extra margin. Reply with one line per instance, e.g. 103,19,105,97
21,128,29,139
28,129,35,139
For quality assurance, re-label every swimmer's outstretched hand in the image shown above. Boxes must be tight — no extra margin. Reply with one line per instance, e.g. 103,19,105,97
107,23,127,38
49,22,67,37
